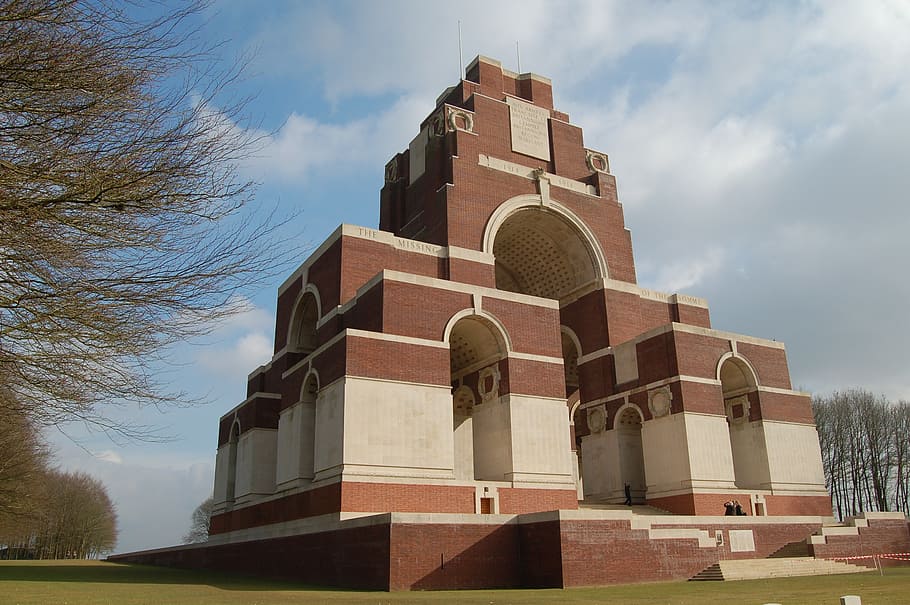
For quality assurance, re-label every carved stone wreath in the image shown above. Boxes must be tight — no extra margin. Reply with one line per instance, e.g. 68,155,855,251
648,385,673,418
447,107,474,133
477,365,500,403
587,406,606,433
585,150,609,173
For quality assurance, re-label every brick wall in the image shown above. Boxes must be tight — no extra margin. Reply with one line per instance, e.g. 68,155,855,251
811,517,910,565
341,482,475,514
209,482,342,534
756,390,816,424
345,335,449,385
389,523,520,590
764,494,833,517
115,512,910,591
673,330,731,378
111,522,392,590
498,488,578,514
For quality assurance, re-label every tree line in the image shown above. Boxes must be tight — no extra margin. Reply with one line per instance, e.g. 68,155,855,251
813,389,910,520
0,408,117,559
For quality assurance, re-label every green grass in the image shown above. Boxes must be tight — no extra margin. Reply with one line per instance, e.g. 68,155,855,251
0,560,908,604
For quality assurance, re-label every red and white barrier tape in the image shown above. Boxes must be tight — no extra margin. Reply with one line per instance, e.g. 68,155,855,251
828,552,910,561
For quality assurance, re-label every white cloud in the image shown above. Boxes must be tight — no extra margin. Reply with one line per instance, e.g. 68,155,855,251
95,450,123,464
50,436,214,553
197,331,273,377
244,95,431,184
646,247,726,294
213,296,274,334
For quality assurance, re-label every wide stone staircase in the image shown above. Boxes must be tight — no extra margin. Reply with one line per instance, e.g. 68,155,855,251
689,557,869,581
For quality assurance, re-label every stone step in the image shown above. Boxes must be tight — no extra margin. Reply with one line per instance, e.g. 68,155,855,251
768,539,811,558
689,557,870,581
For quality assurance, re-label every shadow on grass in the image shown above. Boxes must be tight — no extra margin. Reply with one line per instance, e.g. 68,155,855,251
0,561,352,592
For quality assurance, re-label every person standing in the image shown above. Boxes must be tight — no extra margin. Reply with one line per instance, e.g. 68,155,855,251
624,483,632,506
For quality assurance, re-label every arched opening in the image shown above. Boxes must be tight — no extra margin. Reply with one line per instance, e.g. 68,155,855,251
289,291,319,355
492,208,600,301
568,393,584,499
448,314,509,481
226,420,240,502
298,373,318,481
719,356,767,489
616,406,646,503
562,328,582,499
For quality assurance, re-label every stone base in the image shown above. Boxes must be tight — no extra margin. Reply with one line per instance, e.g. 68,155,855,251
108,509,909,590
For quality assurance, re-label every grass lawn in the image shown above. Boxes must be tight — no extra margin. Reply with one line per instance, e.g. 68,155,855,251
1,559,908,604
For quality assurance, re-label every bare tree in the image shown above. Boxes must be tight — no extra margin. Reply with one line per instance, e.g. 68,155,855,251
1,469,117,559
0,394,48,518
183,496,213,544
892,401,910,515
813,389,910,519
0,0,290,435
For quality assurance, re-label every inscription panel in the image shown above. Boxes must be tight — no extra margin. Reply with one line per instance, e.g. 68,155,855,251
506,97,551,161
350,226,444,256
477,155,596,196
729,529,756,552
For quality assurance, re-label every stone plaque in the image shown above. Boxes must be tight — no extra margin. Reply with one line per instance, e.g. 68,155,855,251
408,126,429,185
506,97,550,161
728,529,756,552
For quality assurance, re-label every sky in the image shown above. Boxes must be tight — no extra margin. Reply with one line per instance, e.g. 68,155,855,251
49,0,910,554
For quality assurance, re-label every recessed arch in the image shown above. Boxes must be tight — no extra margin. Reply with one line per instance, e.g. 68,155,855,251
613,402,646,504
561,326,582,397
446,313,511,482
226,417,241,502
288,285,322,354
443,309,512,359
482,195,609,301
718,354,767,489
568,392,582,424
715,353,759,392
560,326,583,358
300,369,320,402
612,402,645,430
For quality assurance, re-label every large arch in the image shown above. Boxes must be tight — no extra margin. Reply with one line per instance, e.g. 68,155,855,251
718,354,769,489
447,313,510,481
483,195,608,300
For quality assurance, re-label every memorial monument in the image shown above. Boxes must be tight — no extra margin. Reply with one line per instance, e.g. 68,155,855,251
112,56,910,590
209,55,830,523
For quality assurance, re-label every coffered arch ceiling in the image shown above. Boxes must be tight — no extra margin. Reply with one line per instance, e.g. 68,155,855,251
448,315,507,376
492,209,599,300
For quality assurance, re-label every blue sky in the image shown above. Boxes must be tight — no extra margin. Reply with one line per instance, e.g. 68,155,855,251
50,0,910,553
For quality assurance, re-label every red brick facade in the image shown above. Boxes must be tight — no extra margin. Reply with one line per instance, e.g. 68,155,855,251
141,56,899,591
